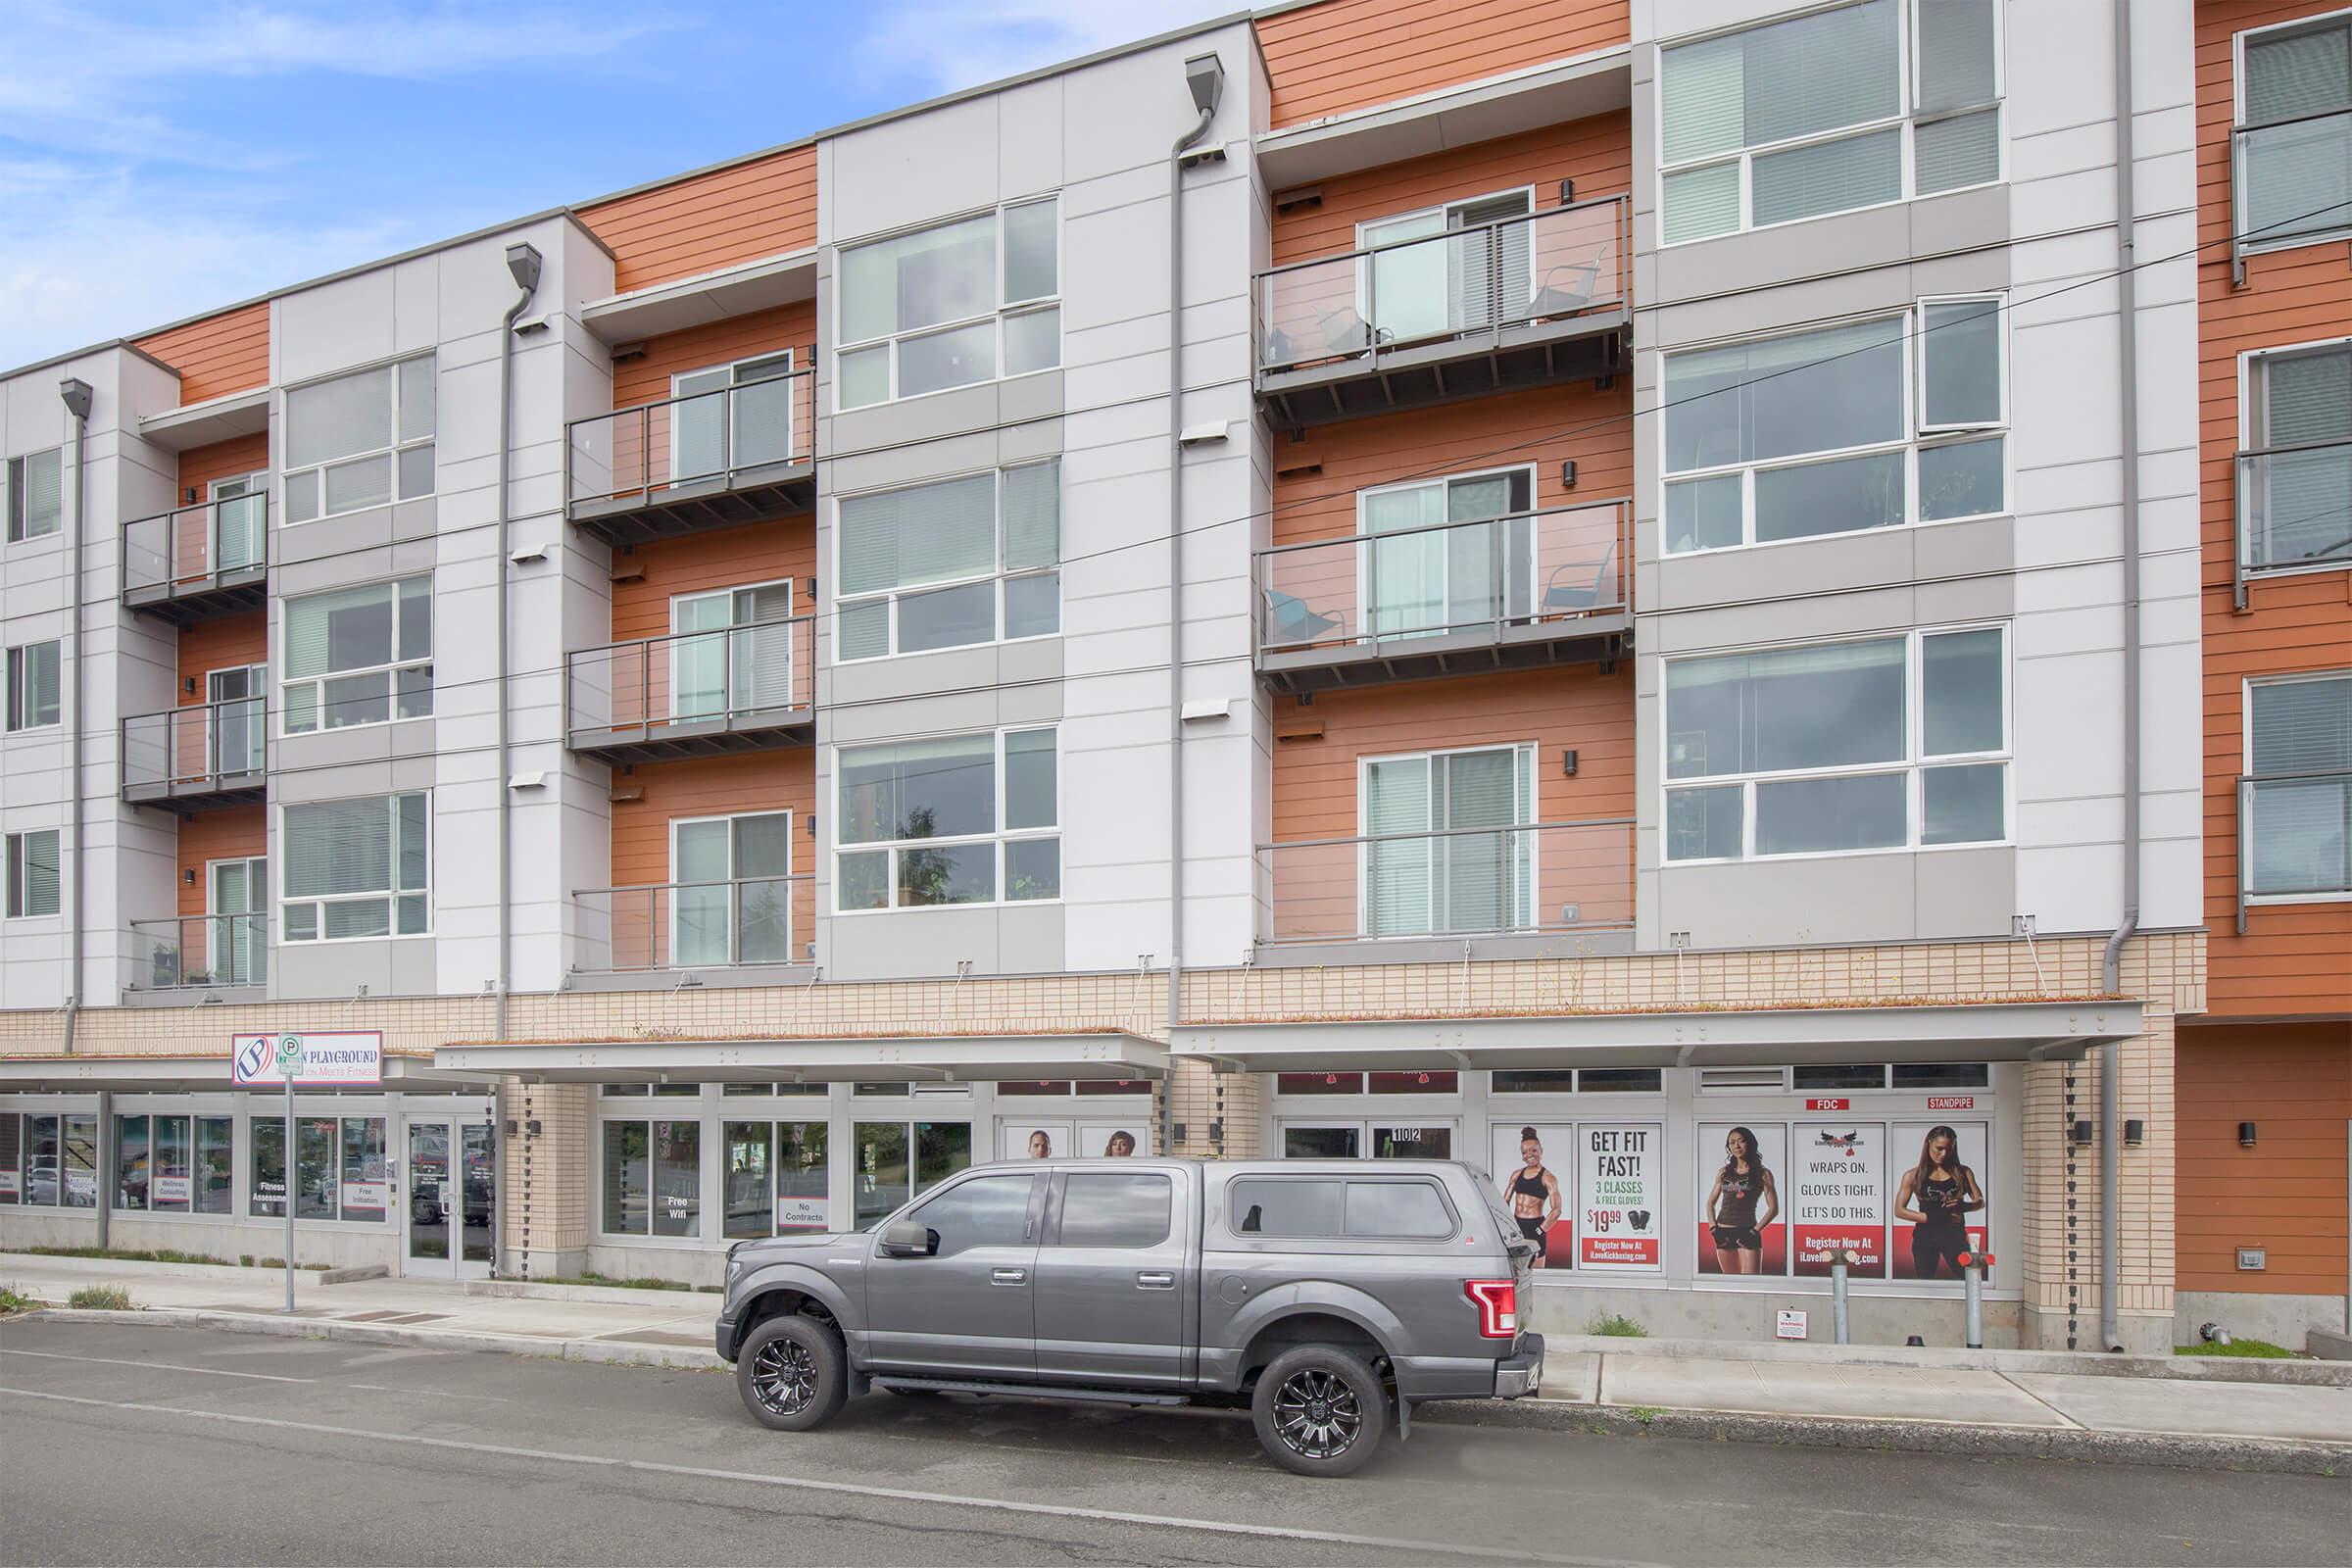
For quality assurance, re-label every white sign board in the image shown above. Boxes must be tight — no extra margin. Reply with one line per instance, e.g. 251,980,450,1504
1776,1309,1808,1341
776,1195,827,1231
231,1032,384,1088
153,1175,192,1205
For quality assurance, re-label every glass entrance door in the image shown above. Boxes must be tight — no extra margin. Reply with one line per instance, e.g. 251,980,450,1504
206,856,266,987
403,1116,493,1278
208,663,267,776
210,474,265,572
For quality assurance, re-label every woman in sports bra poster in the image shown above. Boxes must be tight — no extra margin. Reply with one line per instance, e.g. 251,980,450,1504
1697,1123,1785,1275
1492,1125,1570,1268
1891,1121,1989,1280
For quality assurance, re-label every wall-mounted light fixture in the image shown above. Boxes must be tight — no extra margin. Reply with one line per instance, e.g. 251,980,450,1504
183,487,200,506
2124,1119,2144,1148
2238,1121,2258,1148
1560,748,1579,777
183,869,197,886
1558,178,1576,204
1559,460,1578,490
2071,1119,2094,1147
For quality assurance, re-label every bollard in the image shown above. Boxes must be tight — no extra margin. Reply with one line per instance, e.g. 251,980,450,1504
1818,1249,1858,1344
1959,1248,1996,1348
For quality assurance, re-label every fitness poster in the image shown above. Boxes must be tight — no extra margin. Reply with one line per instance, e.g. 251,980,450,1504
1788,1121,1887,1279
1696,1121,1787,1276
1889,1120,1990,1281
1490,1123,1574,1268
1577,1122,1660,1270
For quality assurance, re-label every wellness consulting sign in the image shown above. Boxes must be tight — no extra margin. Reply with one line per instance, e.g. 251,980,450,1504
231,1032,384,1088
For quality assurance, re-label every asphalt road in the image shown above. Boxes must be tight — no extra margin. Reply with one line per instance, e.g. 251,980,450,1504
0,1317,2340,1567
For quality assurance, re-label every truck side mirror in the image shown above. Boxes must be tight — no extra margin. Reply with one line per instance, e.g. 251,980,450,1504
879,1219,934,1257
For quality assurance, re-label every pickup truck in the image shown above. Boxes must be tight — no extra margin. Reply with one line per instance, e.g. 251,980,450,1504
716,1156,1543,1476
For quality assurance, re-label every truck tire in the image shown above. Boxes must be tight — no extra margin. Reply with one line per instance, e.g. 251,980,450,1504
1250,1345,1389,1477
735,1314,848,1433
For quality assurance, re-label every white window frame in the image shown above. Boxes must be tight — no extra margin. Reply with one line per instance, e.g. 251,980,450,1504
279,354,435,524
1661,298,2010,557
4,828,61,919
1660,624,2013,864
834,196,1061,411
2234,332,2352,585
1356,742,1540,936
2240,668,2352,907
1656,0,2006,247
667,808,796,966
4,639,62,733
833,726,1061,914
278,791,432,944
1353,465,1541,638
4,447,64,544
596,1110,709,1245
832,460,1061,662
667,577,797,720
1351,185,1538,343
280,575,433,736
668,349,797,484
2232,7,2352,262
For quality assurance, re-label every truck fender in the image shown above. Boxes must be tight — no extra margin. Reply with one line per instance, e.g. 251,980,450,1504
1217,1279,1408,1373
733,1262,860,1346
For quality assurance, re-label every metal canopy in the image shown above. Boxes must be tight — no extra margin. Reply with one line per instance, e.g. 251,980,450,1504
432,1033,1169,1085
0,1053,478,1095
1174,1001,2143,1073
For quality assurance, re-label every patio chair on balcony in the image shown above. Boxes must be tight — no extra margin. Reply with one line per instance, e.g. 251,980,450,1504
1542,543,1617,615
1315,306,1392,360
1264,589,1347,648
1527,259,1602,323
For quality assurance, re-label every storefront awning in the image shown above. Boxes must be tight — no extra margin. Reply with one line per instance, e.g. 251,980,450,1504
0,1052,478,1094
430,1032,1169,1085
1173,1000,2142,1073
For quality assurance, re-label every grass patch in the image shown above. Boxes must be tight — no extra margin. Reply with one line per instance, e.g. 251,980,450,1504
17,1245,325,1271
1588,1312,1647,1338
67,1285,133,1310
0,1285,34,1315
1624,1404,1662,1425
2177,1337,2296,1359
530,1271,704,1293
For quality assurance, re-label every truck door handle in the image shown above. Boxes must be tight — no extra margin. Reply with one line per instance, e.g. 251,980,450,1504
991,1268,1027,1285
1136,1271,1175,1289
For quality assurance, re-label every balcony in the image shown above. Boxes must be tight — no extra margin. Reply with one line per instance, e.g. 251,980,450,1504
1254,195,1628,431
565,615,813,763
564,367,815,547
2234,440,2351,607
126,913,268,994
1254,818,1634,950
1254,499,1629,693
121,495,267,624
571,875,811,974
2230,107,2352,283
2237,768,2352,932
121,699,267,810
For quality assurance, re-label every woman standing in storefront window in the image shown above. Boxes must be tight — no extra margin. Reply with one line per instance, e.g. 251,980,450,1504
1702,1126,1778,1275
1502,1129,1562,1268
1894,1125,1984,1280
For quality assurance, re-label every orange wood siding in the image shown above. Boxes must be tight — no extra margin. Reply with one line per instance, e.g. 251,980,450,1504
579,146,818,295
609,517,816,645
134,301,270,407
174,807,267,921
2176,1022,2351,1297
175,614,268,707
2196,1,2352,1019
611,751,817,960
175,432,270,500
1257,0,1629,128
611,302,816,411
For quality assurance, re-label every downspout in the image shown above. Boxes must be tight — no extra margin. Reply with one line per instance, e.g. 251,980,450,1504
58,377,91,1056
494,245,543,1044
1164,55,1221,1157
2099,0,2139,1354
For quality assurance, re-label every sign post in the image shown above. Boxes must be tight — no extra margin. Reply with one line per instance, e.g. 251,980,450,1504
231,1032,384,1313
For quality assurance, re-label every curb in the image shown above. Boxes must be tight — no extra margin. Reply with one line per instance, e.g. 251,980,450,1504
1433,1395,2352,1478
1531,1332,2352,1388
24,1306,727,1374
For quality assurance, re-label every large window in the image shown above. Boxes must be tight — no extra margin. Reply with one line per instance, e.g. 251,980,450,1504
836,728,1058,910
602,1118,701,1238
1659,0,2000,244
5,1111,97,1206
837,198,1059,409
283,576,431,732
672,351,798,482
281,792,429,941
114,1113,234,1214
853,1119,972,1229
1664,627,2008,861
250,1114,385,1221
1362,745,1536,937
5,829,60,918
2245,673,2352,901
2240,339,2352,577
5,639,61,731
5,448,62,543
282,356,435,522
836,462,1060,659
1664,300,2005,554
1359,468,1537,639
724,1120,829,1239
671,811,794,966
2235,13,2352,255
671,581,797,718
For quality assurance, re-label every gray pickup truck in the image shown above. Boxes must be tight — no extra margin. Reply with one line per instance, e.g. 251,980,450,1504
715,1155,1543,1476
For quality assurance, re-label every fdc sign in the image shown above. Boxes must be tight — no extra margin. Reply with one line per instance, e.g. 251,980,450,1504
230,1031,384,1088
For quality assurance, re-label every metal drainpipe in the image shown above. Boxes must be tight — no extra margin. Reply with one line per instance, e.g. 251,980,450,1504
495,264,541,1043
2098,0,2140,1355
60,379,90,1055
1164,85,1215,1158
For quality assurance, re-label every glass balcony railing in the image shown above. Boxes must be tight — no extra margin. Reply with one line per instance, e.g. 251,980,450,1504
2234,440,2352,606
1256,195,1628,375
1256,500,1629,658
565,616,813,754
129,913,269,991
2230,108,2352,283
121,699,268,794
572,876,811,972
122,494,268,601
2238,768,2352,932
1254,818,1634,947
566,368,815,512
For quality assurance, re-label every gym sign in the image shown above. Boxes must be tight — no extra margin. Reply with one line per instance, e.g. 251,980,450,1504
231,1031,384,1088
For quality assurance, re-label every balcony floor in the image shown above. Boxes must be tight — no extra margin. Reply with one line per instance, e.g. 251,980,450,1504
567,708,814,765
1257,612,1630,695
122,770,267,812
567,462,814,548
1256,310,1627,432
122,569,267,627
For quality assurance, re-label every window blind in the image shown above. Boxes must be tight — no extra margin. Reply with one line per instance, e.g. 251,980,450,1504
1750,126,1901,227
1916,0,1998,113
2252,676,2352,774
17,450,62,538
1365,758,1432,935
2247,19,2351,123
1916,110,2000,194
839,472,995,596
1662,0,1896,161
286,798,395,899
2261,345,2352,445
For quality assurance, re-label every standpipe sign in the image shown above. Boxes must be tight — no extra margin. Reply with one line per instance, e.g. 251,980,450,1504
230,1031,385,1088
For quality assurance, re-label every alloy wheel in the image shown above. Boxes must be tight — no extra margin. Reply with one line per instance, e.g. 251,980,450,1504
750,1336,818,1416
1270,1368,1363,1460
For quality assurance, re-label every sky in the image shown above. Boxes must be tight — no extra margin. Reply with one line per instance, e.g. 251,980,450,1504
0,0,1236,370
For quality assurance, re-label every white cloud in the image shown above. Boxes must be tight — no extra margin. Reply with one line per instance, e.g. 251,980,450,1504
857,0,1236,96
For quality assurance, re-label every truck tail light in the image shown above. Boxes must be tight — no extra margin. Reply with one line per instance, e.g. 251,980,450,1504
1465,1278,1517,1339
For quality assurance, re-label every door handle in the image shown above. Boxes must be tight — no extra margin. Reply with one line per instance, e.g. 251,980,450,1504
991,1267,1028,1285
1136,1271,1175,1290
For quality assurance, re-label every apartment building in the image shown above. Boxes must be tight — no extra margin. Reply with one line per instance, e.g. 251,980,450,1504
2179,0,2352,1352
0,0,2260,1352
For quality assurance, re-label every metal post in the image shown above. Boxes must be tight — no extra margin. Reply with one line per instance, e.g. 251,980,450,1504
283,1056,297,1313
1830,1254,1852,1346
1964,1258,1985,1350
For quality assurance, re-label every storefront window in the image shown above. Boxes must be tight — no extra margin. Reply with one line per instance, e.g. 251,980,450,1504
726,1120,829,1237
296,1117,337,1218
602,1119,699,1237
723,1123,770,1240
152,1115,191,1212
0,1113,19,1203
17,1113,100,1208
654,1122,700,1237
252,1114,386,1222
252,1119,287,1216
855,1120,908,1229
916,1122,970,1194
195,1116,232,1213
116,1113,150,1209
603,1122,648,1235
341,1118,388,1220
777,1122,827,1231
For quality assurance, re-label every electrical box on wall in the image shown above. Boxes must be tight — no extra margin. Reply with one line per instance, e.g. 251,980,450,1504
2235,1247,2267,1272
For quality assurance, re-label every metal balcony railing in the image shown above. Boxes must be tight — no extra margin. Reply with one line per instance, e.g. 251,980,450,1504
128,913,268,991
565,368,815,514
2233,440,2352,607
122,494,268,618
1256,195,1629,376
2237,768,2352,933
572,875,811,972
565,615,813,760
1254,818,1635,947
121,698,268,801
2230,107,2352,284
